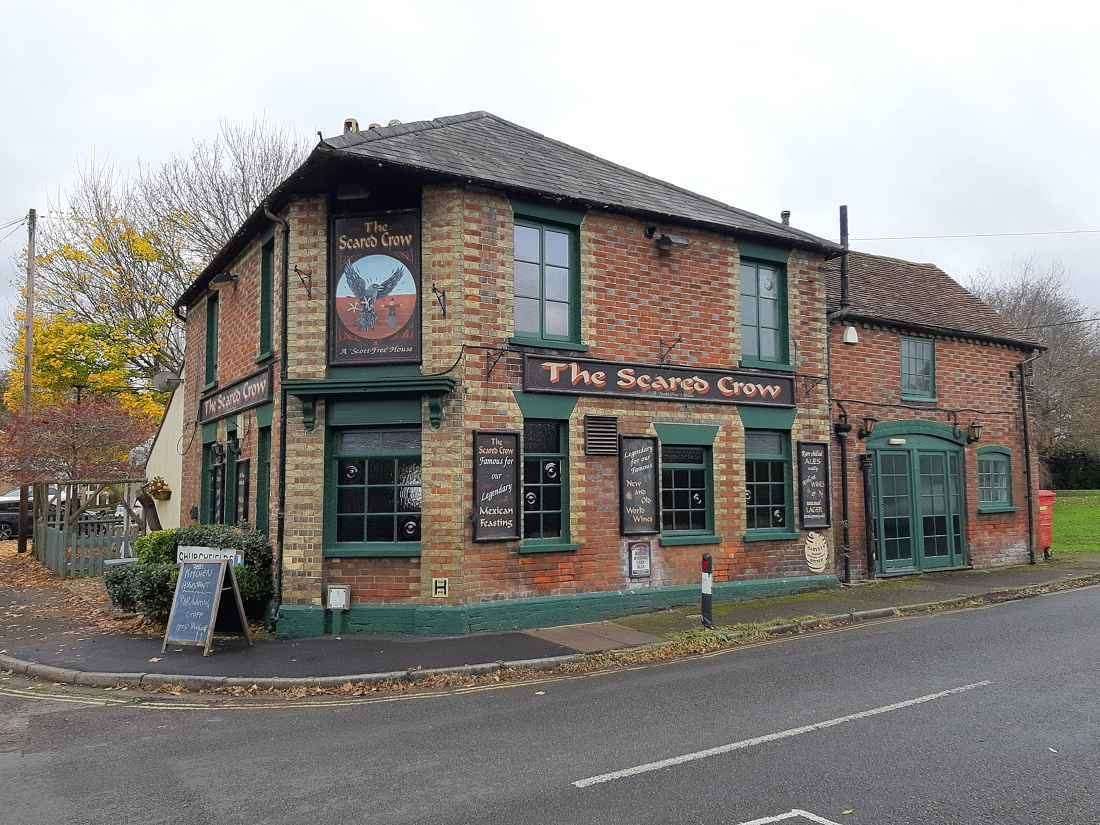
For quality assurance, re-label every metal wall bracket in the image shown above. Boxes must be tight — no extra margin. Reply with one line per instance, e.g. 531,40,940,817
658,335,683,365
431,283,447,318
485,347,507,382
294,266,314,300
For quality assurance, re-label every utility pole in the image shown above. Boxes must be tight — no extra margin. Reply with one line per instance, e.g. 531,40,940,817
17,209,36,554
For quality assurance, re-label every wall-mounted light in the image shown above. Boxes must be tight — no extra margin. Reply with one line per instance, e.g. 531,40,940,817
655,233,689,252
210,270,238,287
858,416,878,439
842,324,860,345
967,420,983,444
833,409,852,437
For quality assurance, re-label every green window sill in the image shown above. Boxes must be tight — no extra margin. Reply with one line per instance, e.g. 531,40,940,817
508,336,589,353
743,529,801,543
901,393,937,404
978,504,1016,515
256,350,274,364
659,533,721,547
324,542,421,558
519,540,580,554
202,379,218,392
740,357,794,373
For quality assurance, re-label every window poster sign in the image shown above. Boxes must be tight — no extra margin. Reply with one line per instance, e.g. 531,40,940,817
473,430,521,541
797,441,831,528
523,355,794,407
329,211,421,366
620,436,660,535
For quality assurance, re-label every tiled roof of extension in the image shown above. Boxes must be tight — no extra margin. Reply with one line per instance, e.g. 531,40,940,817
323,112,839,251
824,250,1041,349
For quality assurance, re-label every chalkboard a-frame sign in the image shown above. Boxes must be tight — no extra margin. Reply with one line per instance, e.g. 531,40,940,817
620,435,660,535
162,560,252,656
797,441,832,529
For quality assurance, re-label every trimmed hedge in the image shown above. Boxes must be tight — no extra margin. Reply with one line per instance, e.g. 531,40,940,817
105,524,274,623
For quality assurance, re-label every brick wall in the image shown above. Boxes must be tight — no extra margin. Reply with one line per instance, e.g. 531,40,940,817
828,321,1037,579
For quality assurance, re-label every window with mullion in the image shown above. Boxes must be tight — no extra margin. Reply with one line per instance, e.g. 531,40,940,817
978,453,1011,505
740,260,786,364
334,428,423,545
661,445,711,534
745,430,791,531
901,336,935,398
523,420,567,540
259,238,274,356
205,293,219,385
514,220,576,343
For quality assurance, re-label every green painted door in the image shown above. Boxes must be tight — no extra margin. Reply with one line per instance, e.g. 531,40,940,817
873,441,967,573
875,451,916,572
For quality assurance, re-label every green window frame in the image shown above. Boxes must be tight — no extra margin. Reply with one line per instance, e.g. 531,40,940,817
327,427,423,558
204,293,219,388
977,446,1014,513
258,238,274,359
512,219,583,348
521,419,576,553
901,336,936,400
740,259,789,369
744,429,797,541
202,442,227,525
255,425,271,538
660,445,714,537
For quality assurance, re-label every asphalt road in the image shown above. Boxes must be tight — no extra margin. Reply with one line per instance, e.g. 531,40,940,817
2,587,1099,825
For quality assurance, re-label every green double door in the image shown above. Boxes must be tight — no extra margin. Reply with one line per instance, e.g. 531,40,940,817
874,441,967,573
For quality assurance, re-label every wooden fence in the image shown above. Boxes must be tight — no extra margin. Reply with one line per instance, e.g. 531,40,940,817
32,479,145,578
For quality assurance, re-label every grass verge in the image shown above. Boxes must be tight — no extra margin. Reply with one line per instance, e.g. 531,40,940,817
1053,490,1100,553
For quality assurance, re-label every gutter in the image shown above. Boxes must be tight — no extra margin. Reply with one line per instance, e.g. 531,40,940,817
264,201,291,628
1018,349,1043,565
828,310,1045,353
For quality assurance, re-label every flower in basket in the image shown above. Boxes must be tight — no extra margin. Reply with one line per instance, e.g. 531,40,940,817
146,476,172,500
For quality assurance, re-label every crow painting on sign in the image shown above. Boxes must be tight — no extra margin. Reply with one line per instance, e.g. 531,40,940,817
329,211,421,366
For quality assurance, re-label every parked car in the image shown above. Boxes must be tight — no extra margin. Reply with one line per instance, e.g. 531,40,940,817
0,488,33,539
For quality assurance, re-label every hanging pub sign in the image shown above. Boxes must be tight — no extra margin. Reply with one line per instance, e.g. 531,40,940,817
797,441,831,529
329,210,421,366
199,367,272,423
472,430,521,541
620,435,660,535
523,355,794,407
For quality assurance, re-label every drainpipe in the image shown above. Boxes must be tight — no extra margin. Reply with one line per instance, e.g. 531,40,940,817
264,202,291,627
1018,350,1043,564
839,205,850,309
860,454,876,576
834,403,853,583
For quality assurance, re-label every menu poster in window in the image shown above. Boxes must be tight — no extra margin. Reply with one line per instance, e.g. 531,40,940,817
797,441,831,529
329,211,421,366
620,436,660,535
473,431,521,541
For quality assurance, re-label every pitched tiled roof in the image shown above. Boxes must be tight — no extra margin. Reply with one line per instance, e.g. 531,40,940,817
825,251,1040,348
323,112,839,251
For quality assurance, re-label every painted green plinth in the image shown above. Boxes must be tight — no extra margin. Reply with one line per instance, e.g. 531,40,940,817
275,575,839,639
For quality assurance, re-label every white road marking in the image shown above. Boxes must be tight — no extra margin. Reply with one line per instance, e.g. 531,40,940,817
736,810,845,825
572,680,992,788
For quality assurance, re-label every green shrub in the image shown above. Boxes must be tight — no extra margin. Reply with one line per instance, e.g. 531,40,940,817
119,524,275,624
104,564,141,612
232,565,275,620
134,530,179,566
133,563,179,623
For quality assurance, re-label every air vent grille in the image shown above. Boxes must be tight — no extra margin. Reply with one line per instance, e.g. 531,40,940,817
584,416,619,455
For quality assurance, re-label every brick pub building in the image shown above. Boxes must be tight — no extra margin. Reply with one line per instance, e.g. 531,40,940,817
174,112,847,637
826,251,1042,580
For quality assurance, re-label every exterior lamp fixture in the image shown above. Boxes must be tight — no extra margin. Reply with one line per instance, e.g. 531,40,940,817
858,416,878,440
833,409,852,437
842,324,860,344
211,270,238,287
967,420,983,444
655,233,689,252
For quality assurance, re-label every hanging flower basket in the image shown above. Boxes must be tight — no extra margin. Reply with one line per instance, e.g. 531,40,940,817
146,477,172,501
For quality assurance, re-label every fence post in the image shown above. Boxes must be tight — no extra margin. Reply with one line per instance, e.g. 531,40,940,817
701,553,714,629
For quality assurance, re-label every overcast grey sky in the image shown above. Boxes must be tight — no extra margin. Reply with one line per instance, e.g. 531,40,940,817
4,0,1099,331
